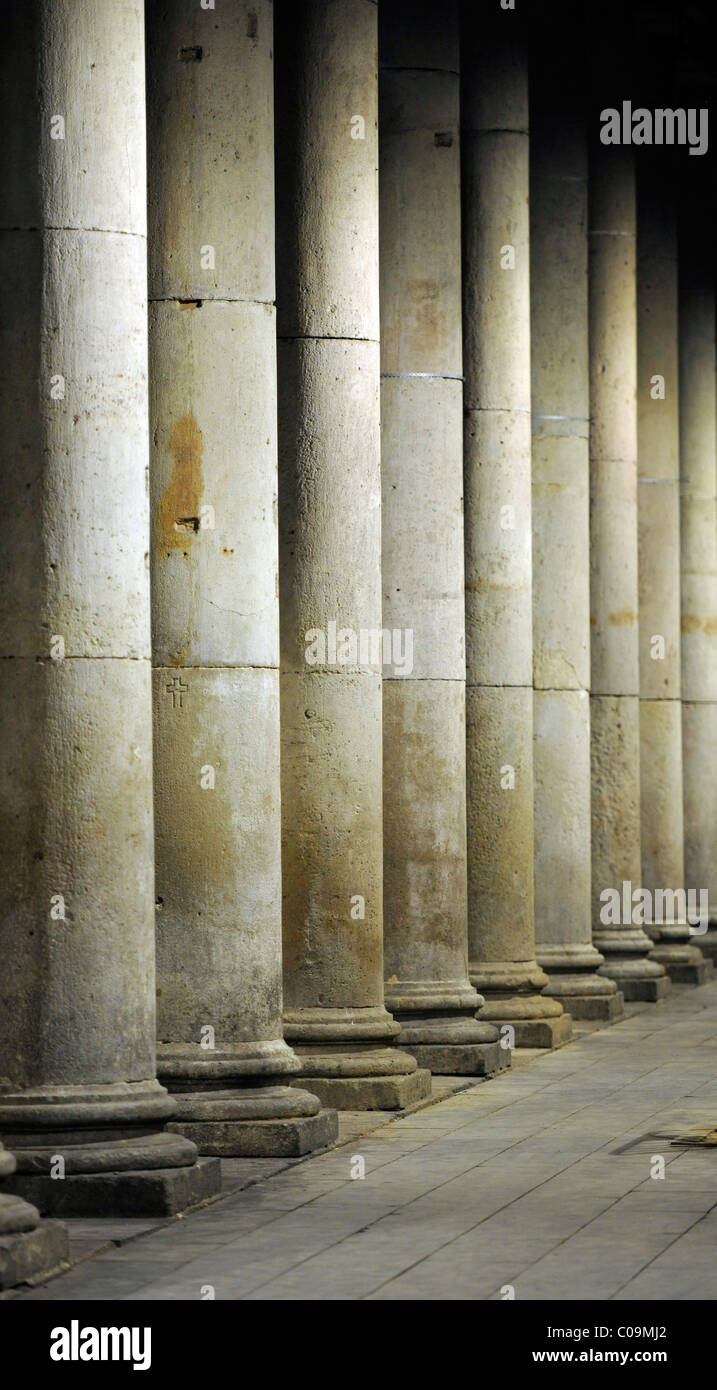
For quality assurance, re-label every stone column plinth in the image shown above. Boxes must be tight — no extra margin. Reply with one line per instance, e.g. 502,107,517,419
461,30,571,1048
0,1144,68,1291
147,0,337,1157
638,194,711,985
275,0,430,1109
680,251,717,966
378,0,506,1077
0,0,220,1214
589,148,668,1002
531,115,622,1021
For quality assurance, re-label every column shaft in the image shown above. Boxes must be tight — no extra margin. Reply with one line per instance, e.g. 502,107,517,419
530,115,621,1020
147,0,337,1156
275,0,430,1110
461,23,570,1048
379,0,506,1076
637,193,710,984
680,249,717,966
0,0,219,1213
589,147,668,1001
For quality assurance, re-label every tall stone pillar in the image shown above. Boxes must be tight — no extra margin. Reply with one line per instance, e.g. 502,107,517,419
275,0,430,1109
147,0,337,1157
0,0,220,1214
379,0,505,1076
679,245,717,966
637,192,710,985
0,1143,68,1290
530,114,622,1021
461,27,571,1048
588,147,668,1001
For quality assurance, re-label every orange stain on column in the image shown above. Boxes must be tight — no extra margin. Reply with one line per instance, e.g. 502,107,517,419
157,414,204,550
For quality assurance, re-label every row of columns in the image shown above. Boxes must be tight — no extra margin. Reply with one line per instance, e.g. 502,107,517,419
1,0,715,1280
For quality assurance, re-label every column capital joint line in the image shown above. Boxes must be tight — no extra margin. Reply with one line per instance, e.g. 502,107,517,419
381,372,464,381
379,65,459,76
469,126,529,137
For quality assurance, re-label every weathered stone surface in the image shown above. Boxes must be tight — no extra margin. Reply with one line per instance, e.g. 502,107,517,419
168,1087,320,1121
146,0,334,1159
403,1043,508,1076
9,1158,221,1219
461,36,568,1048
290,1070,432,1113
290,1047,418,1079
697,931,717,967
0,1145,70,1289
0,1221,69,1291
648,950,713,986
636,193,709,985
619,975,671,1003
680,252,717,939
275,0,379,342
530,113,620,1021
0,0,211,1209
477,992,574,1049
0,1192,39,1237
379,44,500,1072
148,0,274,305
546,990,625,1022
168,1111,338,1158
510,1015,575,1049
275,0,417,1106
7,1133,198,1175
394,1015,509,1075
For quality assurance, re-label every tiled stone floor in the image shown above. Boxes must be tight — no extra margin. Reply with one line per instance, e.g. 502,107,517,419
7,982,717,1300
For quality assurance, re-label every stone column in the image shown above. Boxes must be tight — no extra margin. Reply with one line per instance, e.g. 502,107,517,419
461,28,571,1048
275,0,430,1109
379,0,505,1076
0,1144,68,1290
530,114,622,1021
0,0,220,1214
679,245,717,966
588,147,668,1001
147,1,338,1156
637,191,711,984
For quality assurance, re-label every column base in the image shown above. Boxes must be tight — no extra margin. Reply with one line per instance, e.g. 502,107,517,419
648,946,714,986
0,1132,221,1218
288,1049,432,1111
646,922,713,985
593,928,671,1000
393,1019,509,1076
696,927,717,967
0,1195,68,1290
546,986,625,1022
539,945,622,1023
0,1148,69,1289
398,1040,507,1076
163,1086,338,1157
610,973,672,1002
283,1007,431,1109
471,961,572,1047
6,1158,221,1219
475,998,573,1049
157,1038,302,1084
384,982,510,1075
537,947,624,1021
